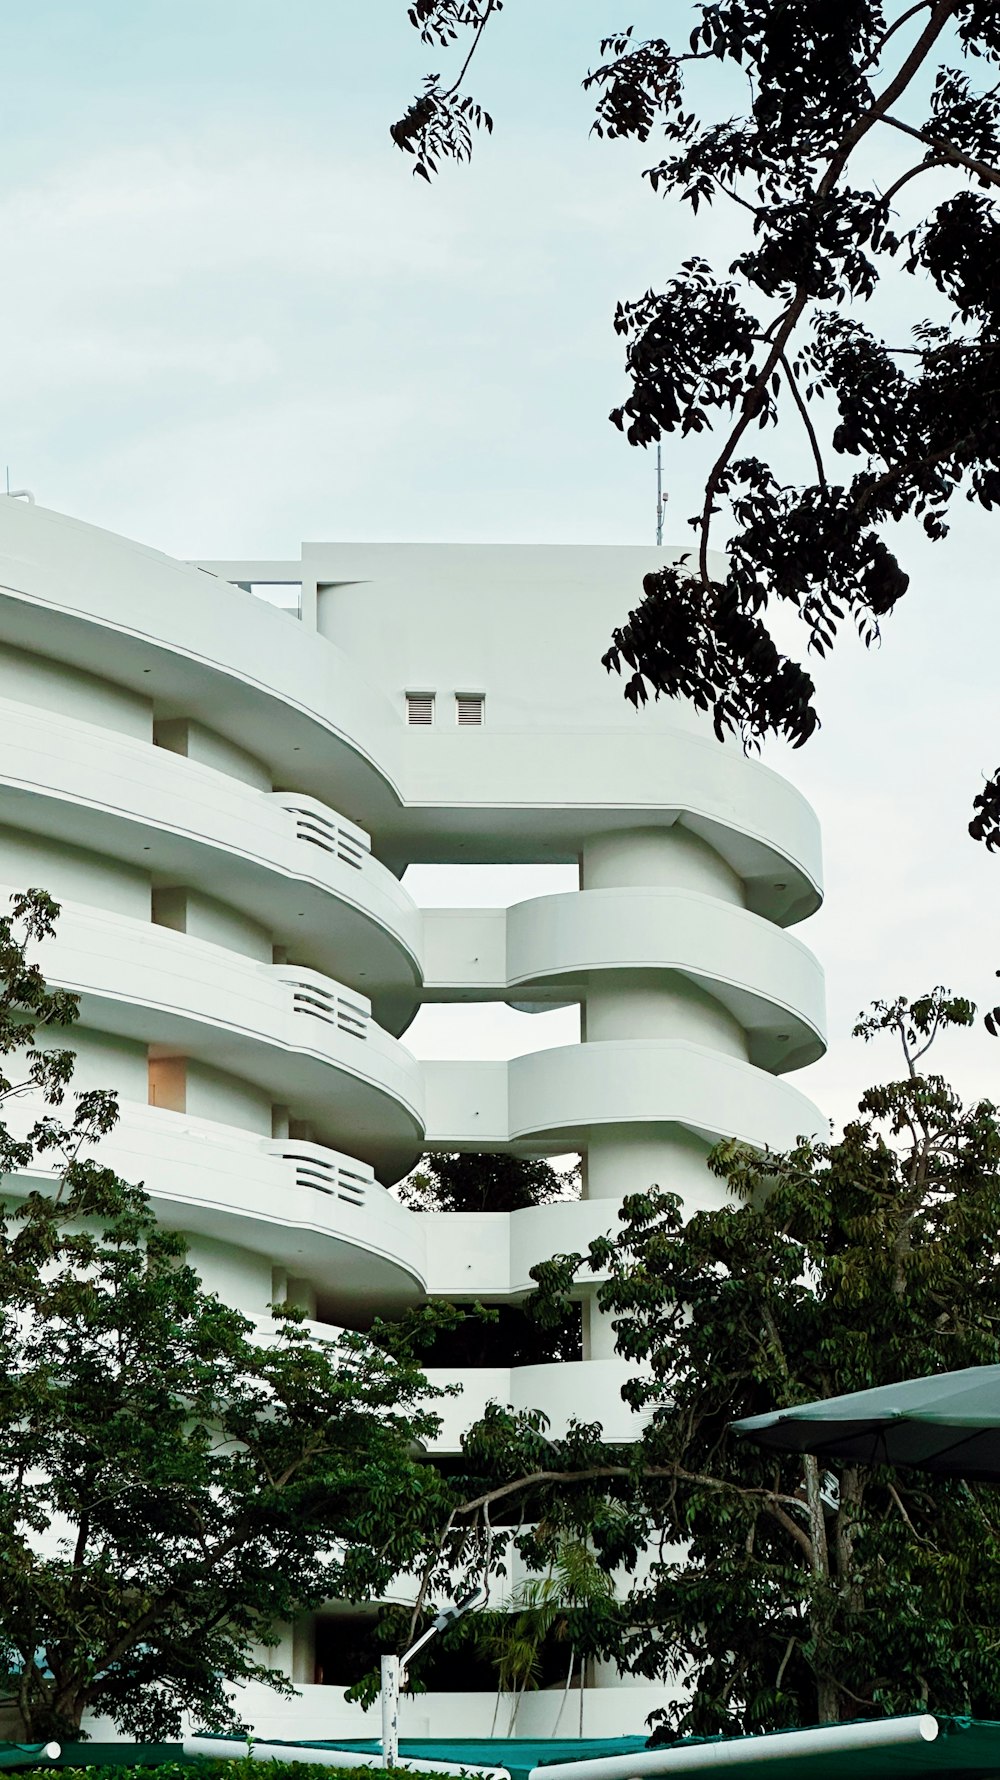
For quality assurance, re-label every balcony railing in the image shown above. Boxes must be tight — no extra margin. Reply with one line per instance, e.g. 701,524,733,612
276,966,370,1039
268,1138,374,1208
272,793,371,871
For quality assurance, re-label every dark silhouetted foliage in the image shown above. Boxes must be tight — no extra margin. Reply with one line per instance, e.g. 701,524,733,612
399,1151,577,1213
393,2,1000,833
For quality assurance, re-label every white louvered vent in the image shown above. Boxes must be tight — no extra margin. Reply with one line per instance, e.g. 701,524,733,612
456,694,485,727
406,692,435,726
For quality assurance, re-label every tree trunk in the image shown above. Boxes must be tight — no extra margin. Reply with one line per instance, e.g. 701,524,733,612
19,1675,88,1743
803,1456,837,1722
816,1674,841,1725
835,1467,863,1611
51,1687,87,1738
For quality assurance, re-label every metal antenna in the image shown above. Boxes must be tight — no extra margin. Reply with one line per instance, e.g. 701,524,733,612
655,442,665,546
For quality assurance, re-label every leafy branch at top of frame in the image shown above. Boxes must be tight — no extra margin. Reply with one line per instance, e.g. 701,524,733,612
391,2,503,181
597,1,1000,744
392,2,1000,848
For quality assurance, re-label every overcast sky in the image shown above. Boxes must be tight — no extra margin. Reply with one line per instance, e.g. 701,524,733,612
2,1,996,1137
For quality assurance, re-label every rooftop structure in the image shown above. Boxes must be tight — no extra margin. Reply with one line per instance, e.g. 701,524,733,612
0,498,826,1739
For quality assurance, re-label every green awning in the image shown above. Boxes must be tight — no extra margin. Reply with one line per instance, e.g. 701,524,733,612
732,1365,1000,1479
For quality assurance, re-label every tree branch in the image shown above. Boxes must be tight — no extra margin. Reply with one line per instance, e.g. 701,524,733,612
881,112,1000,189
831,1,960,168
779,352,826,487
880,156,949,207
886,1479,937,1547
695,0,961,587
444,0,500,100
761,1499,816,1564
775,1631,798,1690
450,1462,815,1521
859,1,934,75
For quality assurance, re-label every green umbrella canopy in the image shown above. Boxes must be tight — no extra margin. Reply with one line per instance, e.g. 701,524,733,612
732,1365,1000,1479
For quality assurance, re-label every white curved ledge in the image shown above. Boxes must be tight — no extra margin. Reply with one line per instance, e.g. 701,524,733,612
5,1102,427,1314
0,696,422,1028
21,894,425,1177
423,1041,824,1155
421,1200,628,1299
229,1678,679,1742
425,1358,647,1449
424,887,826,1072
401,730,821,924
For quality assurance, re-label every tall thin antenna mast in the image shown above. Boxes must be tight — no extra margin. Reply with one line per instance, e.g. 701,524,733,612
655,443,664,547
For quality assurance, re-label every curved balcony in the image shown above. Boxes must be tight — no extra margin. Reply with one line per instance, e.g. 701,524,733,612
399,727,821,924
425,887,825,1072
421,1200,628,1299
0,697,421,1030
423,1040,823,1157
227,1678,678,1741
0,497,407,828
425,1358,647,1450
22,894,425,1179
7,1102,427,1315
0,501,822,922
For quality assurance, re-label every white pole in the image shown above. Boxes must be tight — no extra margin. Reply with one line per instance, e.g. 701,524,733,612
377,1587,489,1770
381,1651,401,1768
528,1714,939,1780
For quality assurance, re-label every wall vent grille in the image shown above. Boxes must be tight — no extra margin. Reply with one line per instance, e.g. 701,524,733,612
456,694,485,726
406,692,435,726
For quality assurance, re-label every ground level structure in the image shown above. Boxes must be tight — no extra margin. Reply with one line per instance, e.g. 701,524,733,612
0,498,826,1737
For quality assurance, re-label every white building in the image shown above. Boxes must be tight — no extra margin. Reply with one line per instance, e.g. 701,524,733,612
0,498,825,1739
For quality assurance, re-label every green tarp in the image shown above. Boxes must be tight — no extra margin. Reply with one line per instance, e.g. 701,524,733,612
5,1718,1000,1780
308,1738,649,1780
180,1720,1000,1780
0,1753,82,1774
0,1749,186,1771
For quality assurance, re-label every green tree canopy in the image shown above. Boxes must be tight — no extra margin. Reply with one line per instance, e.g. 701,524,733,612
0,891,454,1742
448,988,1000,1733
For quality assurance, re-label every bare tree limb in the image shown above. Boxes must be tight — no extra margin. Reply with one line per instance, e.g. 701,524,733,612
881,112,1000,189
780,351,826,486
858,1,934,75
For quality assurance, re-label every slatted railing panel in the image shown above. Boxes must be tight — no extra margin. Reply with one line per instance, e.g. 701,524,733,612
286,978,369,1038
273,796,371,871
278,1147,371,1207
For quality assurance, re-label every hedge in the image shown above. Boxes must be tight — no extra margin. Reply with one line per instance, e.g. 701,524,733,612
14,1765,457,1780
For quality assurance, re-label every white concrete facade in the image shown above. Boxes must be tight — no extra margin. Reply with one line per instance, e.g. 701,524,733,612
0,500,826,1737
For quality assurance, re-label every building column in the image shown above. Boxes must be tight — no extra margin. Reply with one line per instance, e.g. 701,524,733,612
579,826,748,1215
